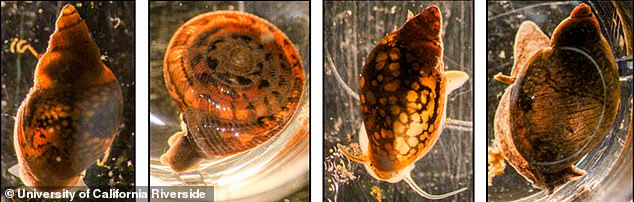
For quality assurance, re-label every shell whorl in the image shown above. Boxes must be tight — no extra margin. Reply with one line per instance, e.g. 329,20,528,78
164,11,305,157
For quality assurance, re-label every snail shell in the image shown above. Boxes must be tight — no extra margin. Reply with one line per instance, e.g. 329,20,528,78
160,11,305,172
338,6,469,199
490,4,620,194
13,5,123,191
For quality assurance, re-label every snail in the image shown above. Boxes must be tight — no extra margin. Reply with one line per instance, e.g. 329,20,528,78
488,4,620,194
337,6,469,199
160,11,305,173
11,4,123,191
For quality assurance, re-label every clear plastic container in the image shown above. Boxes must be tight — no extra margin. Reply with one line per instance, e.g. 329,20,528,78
149,1,309,201
323,2,474,201
486,1,633,201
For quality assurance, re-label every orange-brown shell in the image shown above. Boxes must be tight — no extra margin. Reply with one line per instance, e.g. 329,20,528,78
14,4,122,191
493,4,620,194
359,6,445,179
163,11,304,159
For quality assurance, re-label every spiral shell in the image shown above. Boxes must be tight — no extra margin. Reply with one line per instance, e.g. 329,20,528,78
161,11,305,172
489,4,620,194
338,6,468,199
13,5,123,191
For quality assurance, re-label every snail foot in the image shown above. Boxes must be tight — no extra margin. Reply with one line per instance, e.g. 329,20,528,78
9,163,83,192
160,132,204,173
535,166,586,195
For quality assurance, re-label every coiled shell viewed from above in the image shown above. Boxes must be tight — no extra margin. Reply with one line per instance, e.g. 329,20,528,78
338,6,469,200
160,11,305,173
488,4,620,195
13,4,123,191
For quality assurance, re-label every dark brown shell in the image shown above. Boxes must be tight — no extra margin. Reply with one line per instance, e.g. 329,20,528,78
14,5,123,191
161,11,304,172
492,4,620,194
359,6,446,180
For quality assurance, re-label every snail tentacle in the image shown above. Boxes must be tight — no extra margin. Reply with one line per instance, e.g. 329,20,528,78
493,73,515,84
403,171,467,200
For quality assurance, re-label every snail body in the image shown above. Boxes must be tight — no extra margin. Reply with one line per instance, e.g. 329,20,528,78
160,11,305,173
489,4,620,194
338,6,468,199
13,5,123,191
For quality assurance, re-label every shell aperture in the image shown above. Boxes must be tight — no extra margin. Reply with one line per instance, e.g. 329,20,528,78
337,6,469,199
160,11,305,173
489,3,620,195
13,4,123,191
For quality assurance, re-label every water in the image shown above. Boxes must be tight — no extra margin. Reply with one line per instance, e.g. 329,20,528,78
0,1,136,198
324,2,473,201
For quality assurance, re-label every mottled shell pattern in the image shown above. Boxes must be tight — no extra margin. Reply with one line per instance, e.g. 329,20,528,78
489,4,620,194
338,6,469,199
13,5,123,191
161,11,305,172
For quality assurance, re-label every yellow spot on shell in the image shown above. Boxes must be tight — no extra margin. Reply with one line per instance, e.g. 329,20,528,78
376,52,387,62
380,128,392,138
390,105,401,115
420,91,429,104
407,122,424,136
419,76,437,90
399,112,408,123
410,113,421,123
421,110,430,123
411,82,420,90
406,91,418,102
408,136,419,147
393,121,406,134
388,63,399,71
376,61,387,71
379,97,387,106
56,157,62,162
384,80,400,92
394,137,409,155
389,49,400,61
